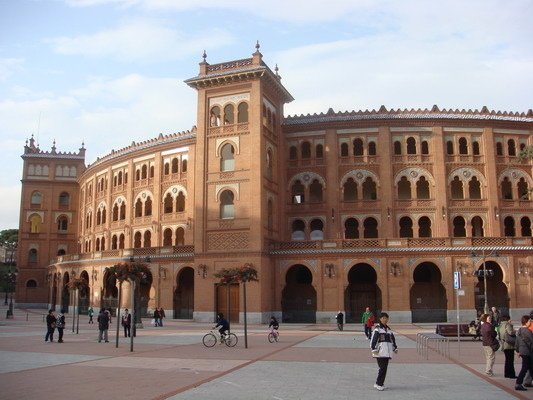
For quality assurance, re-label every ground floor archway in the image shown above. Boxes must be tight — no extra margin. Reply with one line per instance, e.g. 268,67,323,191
474,261,509,315
281,264,316,323
410,262,447,322
345,263,382,323
174,267,194,319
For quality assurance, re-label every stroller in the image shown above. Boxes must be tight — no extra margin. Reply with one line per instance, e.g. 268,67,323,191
469,319,481,341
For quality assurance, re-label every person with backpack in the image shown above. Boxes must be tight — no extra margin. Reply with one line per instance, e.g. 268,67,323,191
335,311,344,331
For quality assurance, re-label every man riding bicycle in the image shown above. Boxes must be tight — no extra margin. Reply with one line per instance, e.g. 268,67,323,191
214,313,230,340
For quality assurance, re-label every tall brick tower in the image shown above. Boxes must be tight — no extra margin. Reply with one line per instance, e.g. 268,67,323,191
16,136,85,308
185,44,294,323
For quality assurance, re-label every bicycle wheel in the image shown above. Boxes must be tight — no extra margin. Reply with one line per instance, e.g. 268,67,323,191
274,332,279,342
268,332,275,343
202,333,217,347
225,333,238,347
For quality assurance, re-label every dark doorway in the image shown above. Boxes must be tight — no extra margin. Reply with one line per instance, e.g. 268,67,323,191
216,283,240,323
345,263,382,323
410,263,447,322
281,265,316,323
174,267,194,319
474,262,509,316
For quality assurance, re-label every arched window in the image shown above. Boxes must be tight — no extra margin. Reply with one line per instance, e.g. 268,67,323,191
316,144,323,159
143,231,151,247
164,163,170,175
472,216,484,237
113,176,117,186
133,231,142,247
520,217,532,236
237,102,249,123
164,193,173,214
57,249,66,256
119,203,126,220
57,216,68,232
220,190,235,219
31,191,42,206
141,165,147,179
28,248,38,262
118,171,123,185
266,149,273,178
421,141,429,154
292,180,305,204
171,158,179,173
343,178,357,201
220,143,235,171
451,176,464,199
398,176,411,199
368,142,377,156
163,228,172,246
30,214,42,233
176,192,185,212
496,142,503,156
144,197,152,216
310,219,324,240
112,204,119,221
59,192,70,206
399,217,413,238
101,207,106,224
135,198,143,217
289,146,298,160
453,216,466,237
291,220,305,241
446,141,454,155
416,176,430,199
112,235,118,250
518,178,529,200
406,137,416,154
26,280,37,288
119,234,125,249
223,104,234,124
473,142,480,155
362,177,377,200
182,159,187,173
468,177,482,199
363,217,378,238
340,143,349,157
418,217,432,237
504,216,515,237
459,137,468,154
95,238,100,251
344,218,359,239
501,177,512,200
309,179,323,203
301,141,311,159
210,106,221,126
96,209,102,225
175,227,185,246
135,169,140,181
394,141,402,155
101,237,106,251
150,165,154,178
353,138,364,156
508,139,516,156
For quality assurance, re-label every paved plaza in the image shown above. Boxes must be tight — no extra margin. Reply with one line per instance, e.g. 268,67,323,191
0,305,531,400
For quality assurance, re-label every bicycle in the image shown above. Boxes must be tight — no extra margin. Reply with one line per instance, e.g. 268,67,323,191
268,328,279,343
202,330,238,347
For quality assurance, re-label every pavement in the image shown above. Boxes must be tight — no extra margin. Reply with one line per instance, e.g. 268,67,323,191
0,304,532,400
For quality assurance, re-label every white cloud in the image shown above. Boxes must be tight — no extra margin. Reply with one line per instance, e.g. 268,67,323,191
0,184,21,231
0,58,24,81
46,19,234,62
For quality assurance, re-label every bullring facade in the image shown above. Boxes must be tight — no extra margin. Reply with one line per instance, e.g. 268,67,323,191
16,47,533,323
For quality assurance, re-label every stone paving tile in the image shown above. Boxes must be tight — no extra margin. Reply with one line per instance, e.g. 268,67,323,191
295,332,416,349
0,350,106,373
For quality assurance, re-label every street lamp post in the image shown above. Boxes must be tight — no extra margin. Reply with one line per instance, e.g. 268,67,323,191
471,249,497,315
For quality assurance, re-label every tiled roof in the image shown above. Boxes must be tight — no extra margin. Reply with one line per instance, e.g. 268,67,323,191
284,106,533,125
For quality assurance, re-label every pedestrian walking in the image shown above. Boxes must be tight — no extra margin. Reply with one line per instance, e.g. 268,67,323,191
121,308,131,338
515,315,533,391
88,307,94,324
523,310,533,387
153,308,161,327
480,313,499,377
56,312,66,343
159,307,165,327
491,306,502,338
45,309,56,342
97,308,110,343
362,307,374,339
335,311,344,331
370,312,397,391
500,316,516,378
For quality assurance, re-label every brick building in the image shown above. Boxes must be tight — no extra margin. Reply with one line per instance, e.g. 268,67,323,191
16,48,533,323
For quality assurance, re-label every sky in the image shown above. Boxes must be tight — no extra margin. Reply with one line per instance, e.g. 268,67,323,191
0,0,532,231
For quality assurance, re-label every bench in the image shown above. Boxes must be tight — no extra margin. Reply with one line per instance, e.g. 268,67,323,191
435,323,476,337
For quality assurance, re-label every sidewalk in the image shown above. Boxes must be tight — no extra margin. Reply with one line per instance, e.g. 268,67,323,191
0,306,531,400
